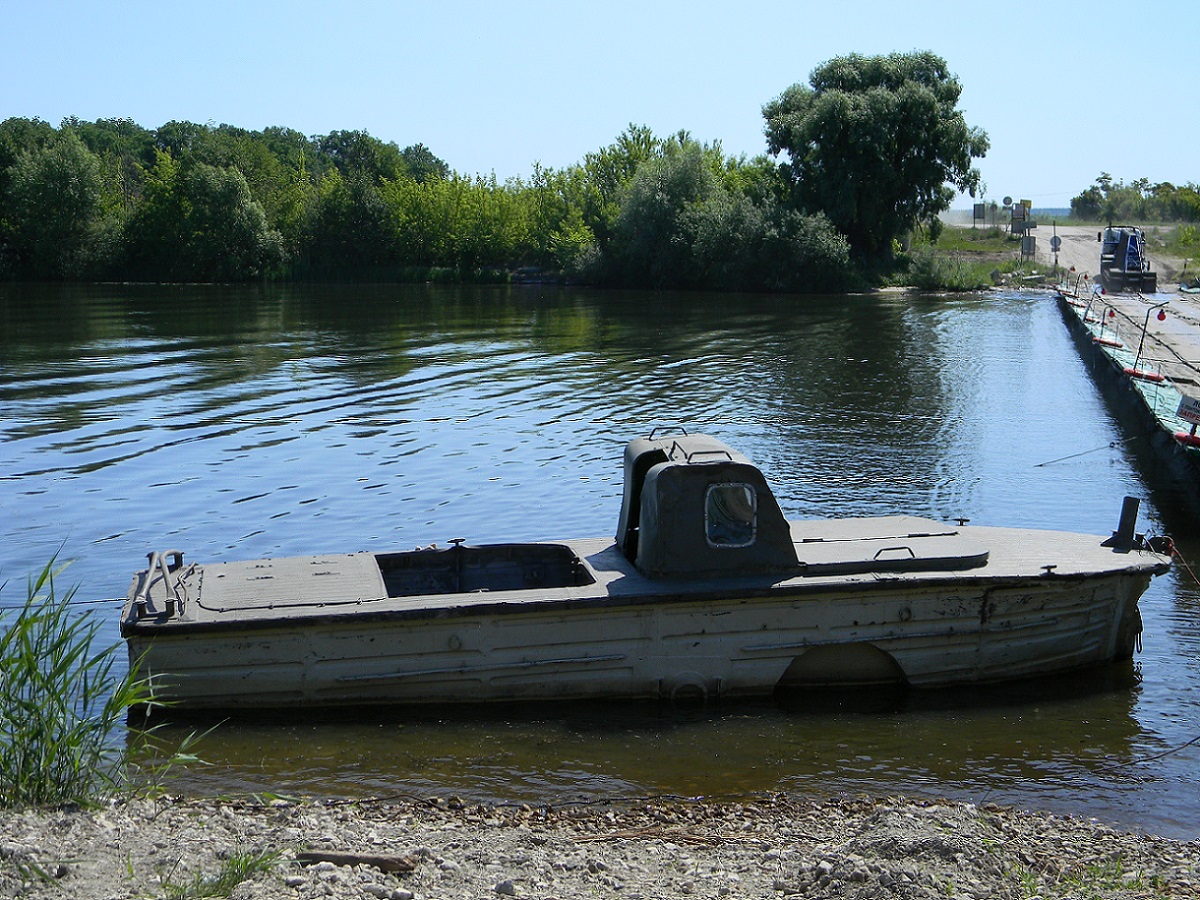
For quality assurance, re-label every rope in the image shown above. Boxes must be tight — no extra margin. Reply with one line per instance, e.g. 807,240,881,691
0,597,125,611
1171,547,1200,587
1097,733,1200,772
1106,302,1200,379
1033,435,1141,468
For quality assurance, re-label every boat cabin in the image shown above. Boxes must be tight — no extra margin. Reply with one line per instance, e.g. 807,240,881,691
616,432,800,578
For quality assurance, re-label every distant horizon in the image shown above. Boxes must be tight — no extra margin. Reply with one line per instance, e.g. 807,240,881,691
945,207,1071,218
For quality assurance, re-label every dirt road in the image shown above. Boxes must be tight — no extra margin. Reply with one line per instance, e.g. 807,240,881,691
1032,223,1189,287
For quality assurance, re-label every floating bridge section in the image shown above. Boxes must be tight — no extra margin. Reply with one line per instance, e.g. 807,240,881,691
1056,281,1200,509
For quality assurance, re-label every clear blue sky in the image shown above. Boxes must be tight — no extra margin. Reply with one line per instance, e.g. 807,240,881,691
3,0,1194,209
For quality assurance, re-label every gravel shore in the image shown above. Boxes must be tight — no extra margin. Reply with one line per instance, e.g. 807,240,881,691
2,793,1197,899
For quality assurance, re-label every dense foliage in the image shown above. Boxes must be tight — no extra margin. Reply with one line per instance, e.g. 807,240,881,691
1070,173,1200,223
0,116,858,290
763,52,988,264
0,51,994,289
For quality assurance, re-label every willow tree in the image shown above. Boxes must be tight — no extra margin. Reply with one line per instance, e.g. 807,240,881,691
763,51,988,262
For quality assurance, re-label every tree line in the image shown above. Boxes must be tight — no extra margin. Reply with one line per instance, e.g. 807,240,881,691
0,52,989,291
1070,173,1200,224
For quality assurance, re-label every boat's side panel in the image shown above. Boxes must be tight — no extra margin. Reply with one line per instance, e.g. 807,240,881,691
133,631,310,706
127,570,1152,708
877,577,1144,685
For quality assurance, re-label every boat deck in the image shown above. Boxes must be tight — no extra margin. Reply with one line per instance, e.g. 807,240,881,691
123,515,1166,634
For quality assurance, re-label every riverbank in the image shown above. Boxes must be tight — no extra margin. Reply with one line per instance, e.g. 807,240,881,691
2,793,1197,899
909,222,1191,292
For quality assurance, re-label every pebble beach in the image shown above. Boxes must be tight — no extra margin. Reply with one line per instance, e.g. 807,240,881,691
2,793,1198,899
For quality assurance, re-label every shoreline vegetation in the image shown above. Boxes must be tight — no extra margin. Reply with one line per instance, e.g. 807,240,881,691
0,560,152,809
2,68,1194,296
1,219,1190,295
1,109,1193,294
0,51,1059,293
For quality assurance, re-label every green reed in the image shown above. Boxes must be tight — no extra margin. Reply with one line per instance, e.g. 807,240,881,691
159,850,282,900
0,557,155,807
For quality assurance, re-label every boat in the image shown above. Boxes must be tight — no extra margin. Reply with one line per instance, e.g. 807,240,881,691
121,431,1172,710
1098,225,1158,293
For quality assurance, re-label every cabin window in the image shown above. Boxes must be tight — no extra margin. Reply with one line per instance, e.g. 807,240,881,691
706,483,757,547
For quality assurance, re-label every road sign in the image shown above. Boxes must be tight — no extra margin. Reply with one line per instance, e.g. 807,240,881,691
1050,235,1062,252
1178,394,1200,425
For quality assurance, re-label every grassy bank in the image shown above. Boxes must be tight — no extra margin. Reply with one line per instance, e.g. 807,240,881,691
891,225,1046,291
1161,224,1199,268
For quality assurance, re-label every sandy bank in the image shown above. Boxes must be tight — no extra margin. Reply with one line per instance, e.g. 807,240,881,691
2,794,1197,899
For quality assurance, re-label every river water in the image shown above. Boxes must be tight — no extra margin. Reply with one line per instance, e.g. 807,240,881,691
2,282,1198,838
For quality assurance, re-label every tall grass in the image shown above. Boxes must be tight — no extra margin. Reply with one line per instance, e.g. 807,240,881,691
1164,223,1199,268
159,850,282,900
0,558,155,807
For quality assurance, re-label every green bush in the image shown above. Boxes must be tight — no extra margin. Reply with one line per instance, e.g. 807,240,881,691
906,247,989,291
1166,224,1198,260
0,559,154,807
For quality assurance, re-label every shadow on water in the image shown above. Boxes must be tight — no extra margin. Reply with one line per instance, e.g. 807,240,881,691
774,659,1143,715
132,662,1147,808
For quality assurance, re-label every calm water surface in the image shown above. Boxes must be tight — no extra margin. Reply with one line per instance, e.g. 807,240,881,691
2,283,1198,838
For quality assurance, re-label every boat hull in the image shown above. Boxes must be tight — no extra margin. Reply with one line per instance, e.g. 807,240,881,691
126,565,1152,709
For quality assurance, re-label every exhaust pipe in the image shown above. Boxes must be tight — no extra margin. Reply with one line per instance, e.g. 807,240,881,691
1102,496,1140,552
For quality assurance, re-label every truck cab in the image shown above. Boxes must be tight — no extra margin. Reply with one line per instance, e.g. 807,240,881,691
1099,226,1157,293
